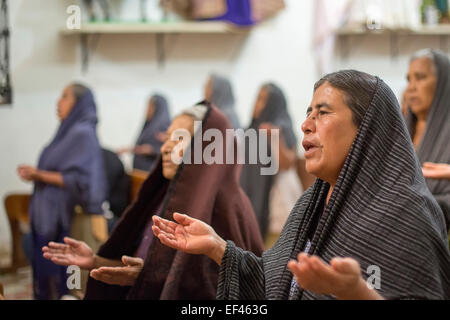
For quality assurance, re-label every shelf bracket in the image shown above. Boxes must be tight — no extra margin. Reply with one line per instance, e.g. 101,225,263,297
156,33,165,69
440,35,449,53
80,33,101,74
389,32,399,60
339,34,351,62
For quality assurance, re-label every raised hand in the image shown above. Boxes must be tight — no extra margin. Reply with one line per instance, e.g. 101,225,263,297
134,144,154,156
42,237,95,270
287,253,383,300
90,256,144,287
422,162,450,180
152,212,227,265
17,165,38,182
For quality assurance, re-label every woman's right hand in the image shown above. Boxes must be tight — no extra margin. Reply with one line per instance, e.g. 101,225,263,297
17,165,39,182
116,147,133,155
152,213,227,265
42,237,95,270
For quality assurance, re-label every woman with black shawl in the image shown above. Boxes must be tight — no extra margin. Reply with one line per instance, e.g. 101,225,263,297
42,102,264,299
404,49,450,231
204,74,241,129
118,94,171,172
18,84,106,300
153,70,450,299
240,83,298,240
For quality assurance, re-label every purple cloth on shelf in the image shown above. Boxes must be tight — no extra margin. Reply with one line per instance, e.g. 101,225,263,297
203,0,255,26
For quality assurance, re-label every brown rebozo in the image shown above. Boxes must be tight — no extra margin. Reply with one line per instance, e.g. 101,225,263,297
85,103,264,300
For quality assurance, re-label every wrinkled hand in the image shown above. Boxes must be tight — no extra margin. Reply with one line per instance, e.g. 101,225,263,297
42,237,95,270
422,162,450,180
90,256,144,287
152,213,226,264
288,253,363,299
17,165,38,182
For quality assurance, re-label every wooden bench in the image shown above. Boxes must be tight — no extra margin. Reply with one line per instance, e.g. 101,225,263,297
0,194,31,274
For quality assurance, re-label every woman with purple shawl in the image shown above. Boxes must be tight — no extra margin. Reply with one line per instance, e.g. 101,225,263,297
118,94,171,172
17,83,106,300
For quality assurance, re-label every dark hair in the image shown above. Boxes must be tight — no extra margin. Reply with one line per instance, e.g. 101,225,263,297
314,70,378,127
70,83,90,102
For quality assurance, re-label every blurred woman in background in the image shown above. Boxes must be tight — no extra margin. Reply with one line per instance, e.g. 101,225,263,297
404,49,450,230
204,74,241,129
17,83,106,300
240,83,298,243
118,94,171,172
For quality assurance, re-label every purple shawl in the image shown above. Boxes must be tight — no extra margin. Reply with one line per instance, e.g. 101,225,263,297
133,94,171,171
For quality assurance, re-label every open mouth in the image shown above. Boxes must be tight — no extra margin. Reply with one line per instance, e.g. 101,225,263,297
302,140,320,156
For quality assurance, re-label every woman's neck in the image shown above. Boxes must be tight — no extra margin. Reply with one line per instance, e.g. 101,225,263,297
413,119,427,148
326,184,335,205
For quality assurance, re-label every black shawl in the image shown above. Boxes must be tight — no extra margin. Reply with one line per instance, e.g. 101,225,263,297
405,50,450,230
217,77,450,300
240,83,297,238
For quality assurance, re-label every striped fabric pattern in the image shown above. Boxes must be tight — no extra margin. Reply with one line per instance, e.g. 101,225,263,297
217,77,450,300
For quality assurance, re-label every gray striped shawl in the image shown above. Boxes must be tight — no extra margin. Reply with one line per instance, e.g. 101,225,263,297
405,50,450,229
217,77,450,300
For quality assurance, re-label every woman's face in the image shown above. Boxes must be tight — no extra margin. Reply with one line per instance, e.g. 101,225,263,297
146,99,156,121
301,83,358,185
57,86,76,121
160,115,194,180
253,87,269,119
405,57,437,119
204,77,213,101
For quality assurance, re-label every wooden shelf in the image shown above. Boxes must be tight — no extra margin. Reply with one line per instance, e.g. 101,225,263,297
337,24,450,36
60,21,250,72
61,21,249,35
337,24,450,59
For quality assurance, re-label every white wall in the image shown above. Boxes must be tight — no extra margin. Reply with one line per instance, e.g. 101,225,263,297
0,0,445,261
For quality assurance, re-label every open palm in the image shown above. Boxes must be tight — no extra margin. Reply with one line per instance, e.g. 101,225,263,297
152,213,218,256
42,237,95,270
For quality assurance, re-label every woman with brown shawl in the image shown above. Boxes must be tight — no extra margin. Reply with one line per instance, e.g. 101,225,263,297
404,49,450,231
153,70,450,300
42,102,264,299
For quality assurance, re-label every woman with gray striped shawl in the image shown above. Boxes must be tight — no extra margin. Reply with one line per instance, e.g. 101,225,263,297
404,49,450,231
153,70,450,300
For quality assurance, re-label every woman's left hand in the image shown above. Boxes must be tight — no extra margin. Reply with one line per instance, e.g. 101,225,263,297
17,165,39,182
90,256,144,286
287,253,382,300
